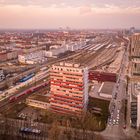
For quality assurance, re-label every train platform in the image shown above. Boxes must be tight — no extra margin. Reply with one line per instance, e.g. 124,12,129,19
108,49,125,73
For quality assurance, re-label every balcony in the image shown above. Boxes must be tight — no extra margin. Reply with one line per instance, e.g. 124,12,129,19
51,83,83,91
51,93,83,101
50,100,83,109
50,95,83,104
50,105,82,115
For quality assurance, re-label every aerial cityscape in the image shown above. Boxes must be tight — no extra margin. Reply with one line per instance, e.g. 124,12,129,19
0,0,140,140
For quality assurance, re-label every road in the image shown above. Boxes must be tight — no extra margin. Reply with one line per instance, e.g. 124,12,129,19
101,43,129,139
0,35,130,138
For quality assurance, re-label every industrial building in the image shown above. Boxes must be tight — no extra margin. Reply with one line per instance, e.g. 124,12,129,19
49,62,89,115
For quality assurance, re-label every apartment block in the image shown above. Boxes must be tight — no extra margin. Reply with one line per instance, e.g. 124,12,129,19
130,33,140,130
49,62,89,115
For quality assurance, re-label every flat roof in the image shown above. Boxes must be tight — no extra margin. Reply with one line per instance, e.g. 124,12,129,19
53,61,86,69
99,82,115,95
27,94,50,103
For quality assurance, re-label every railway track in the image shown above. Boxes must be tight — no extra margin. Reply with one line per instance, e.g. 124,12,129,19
0,82,50,114
91,49,117,70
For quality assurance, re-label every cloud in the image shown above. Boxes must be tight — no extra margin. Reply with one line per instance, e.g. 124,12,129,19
0,1,140,29
0,0,83,7
79,6,92,15
0,1,140,14
0,0,140,8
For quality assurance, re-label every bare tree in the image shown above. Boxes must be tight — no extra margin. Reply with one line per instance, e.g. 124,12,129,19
64,119,73,140
48,121,60,140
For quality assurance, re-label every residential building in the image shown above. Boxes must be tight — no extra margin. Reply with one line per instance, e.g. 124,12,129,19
137,93,140,129
49,62,89,115
130,33,140,130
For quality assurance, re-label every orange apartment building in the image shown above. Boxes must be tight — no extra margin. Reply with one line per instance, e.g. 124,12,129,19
49,62,89,115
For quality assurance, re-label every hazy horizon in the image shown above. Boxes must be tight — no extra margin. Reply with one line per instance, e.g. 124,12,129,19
0,0,140,29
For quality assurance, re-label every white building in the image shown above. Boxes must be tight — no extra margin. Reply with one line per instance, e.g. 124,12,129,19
18,50,47,64
45,46,67,58
45,41,86,58
66,41,86,51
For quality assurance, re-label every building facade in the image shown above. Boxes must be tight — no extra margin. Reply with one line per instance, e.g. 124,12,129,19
0,69,5,82
130,33,140,130
18,50,47,64
26,94,50,110
49,62,89,115
137,94,140,129
131,33,140,58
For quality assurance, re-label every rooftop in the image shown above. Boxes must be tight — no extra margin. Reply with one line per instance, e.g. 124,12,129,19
53,61,86,69
27,94,50,103
134,33,140,36
99,82,115,95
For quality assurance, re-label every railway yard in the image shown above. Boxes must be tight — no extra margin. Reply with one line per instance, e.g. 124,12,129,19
0,30,132,140
0,32,128,113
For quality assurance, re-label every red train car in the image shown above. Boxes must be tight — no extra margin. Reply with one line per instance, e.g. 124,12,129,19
9,82,49,102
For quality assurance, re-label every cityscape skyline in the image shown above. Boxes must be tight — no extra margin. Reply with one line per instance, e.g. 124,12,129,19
0,1,140,140
0,0,140,29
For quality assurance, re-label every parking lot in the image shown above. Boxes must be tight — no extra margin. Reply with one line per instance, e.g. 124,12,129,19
18,106,46,122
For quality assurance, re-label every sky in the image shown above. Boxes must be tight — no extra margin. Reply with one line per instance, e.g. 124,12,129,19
0,0,140,29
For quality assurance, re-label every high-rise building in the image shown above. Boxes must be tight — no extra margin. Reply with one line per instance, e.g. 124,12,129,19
49,62,89,115
130,33,140,130
131,33,140,59
137,94,140,129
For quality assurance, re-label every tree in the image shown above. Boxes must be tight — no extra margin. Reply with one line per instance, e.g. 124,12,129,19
64,119,72,140
94,134,106,140
48,121,61,140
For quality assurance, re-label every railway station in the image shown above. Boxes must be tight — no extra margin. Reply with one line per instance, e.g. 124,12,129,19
0,29,139,140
